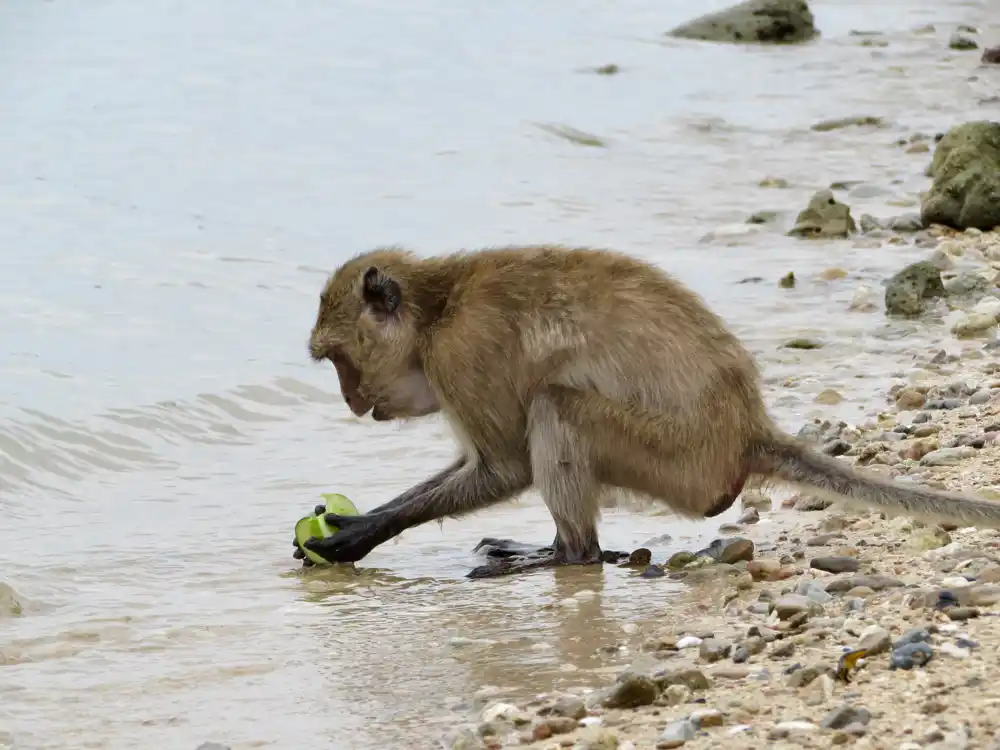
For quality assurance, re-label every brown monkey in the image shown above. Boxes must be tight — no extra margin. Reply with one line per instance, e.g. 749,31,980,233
297,244,1000,578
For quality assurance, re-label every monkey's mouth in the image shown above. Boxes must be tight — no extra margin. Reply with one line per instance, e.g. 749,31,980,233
371,404,393,421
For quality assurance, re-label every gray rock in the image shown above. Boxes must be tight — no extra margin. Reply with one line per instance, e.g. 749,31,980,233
944,271,994,297
811,556,860,574
660,718,697,746
774,594,823,619
884,260,946,316
732,645,750,663
666,0,817,45
825,574,904,592
889,642,934,670
888,213,924,232
654,667,711,692
859,213,885,233
699,637,732,663
949,33,979,50
922,121,1000,231
788,189,857,238
549,696,587,720
894,628,931,649
794,494,834,511
738,507,760,524
858,626,892,655
820,705,872,730
984,46,1000,64
920,447,977,466
601,672,658,708
696,537,755,564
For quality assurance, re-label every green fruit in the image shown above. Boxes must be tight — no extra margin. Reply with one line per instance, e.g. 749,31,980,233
294,493,360,566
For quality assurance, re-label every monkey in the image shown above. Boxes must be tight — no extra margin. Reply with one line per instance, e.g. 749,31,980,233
295,244,1000,579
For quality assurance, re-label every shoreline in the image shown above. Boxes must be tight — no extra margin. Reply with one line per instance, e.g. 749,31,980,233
458,225,1000,749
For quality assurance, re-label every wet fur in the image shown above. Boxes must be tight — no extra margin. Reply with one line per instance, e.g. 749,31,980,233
304,245,1000,570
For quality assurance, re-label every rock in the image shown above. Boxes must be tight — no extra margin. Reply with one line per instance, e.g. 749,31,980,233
771,720,819,738
944,271,994,297
641,565,666,579
772,641,795,658
890,642,933,670
661,684,691,706
699,638,732,663
732,645,750,663
788,190,857,238
549,696,587,720
858,626,892,655
593,63,620,75
947,606,979,621
794,494,833,511
741,491,772,512
624,548,653,567
922,121,1000,231
666,0,817,45
655,668,711,692
812,116,884,132
542,717,578,735
952,312,998,337
860,214,885,233
894,628,931,649
738,507,760,524
849,284,879,312
826,574,902,593
885,261,946,316
811,556,860,574
697,537,755,564
895,388,927,409
821,705,871,730
676,636,703,649
748,209,780,224
668,551,698,569
774,594,822,619
601,672,658,709
660,718,697,747
983,46,1000,64
888,213,924,232
691,708,724,729
949,33,978,50
920,447,977,466
748,559,782,581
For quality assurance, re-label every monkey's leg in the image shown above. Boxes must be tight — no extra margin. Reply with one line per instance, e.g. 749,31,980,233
302,459,530,565
545,384,750,519
468,394,626,579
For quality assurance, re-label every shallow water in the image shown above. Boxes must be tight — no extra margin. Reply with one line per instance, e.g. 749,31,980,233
1,0,998,747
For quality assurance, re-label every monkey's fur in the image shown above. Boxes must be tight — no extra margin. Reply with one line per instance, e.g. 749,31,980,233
299,245,1000,577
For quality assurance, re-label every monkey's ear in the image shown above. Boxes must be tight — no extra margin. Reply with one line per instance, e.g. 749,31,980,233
361,266,402,317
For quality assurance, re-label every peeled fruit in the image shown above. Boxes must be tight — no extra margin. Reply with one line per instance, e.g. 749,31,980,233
294,493,360,566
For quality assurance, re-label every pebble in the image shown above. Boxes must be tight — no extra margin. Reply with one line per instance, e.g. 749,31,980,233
858,626,892,655
699,638,731,663
641,565,666,579
947,606,980,621
731,645,750,663
811,556,860,574
771,721,818,738
894,628,931,649
825,574,904,592
738,507,759,525
889,642,934,670
659,719,696,747
820,705,872,730
549,696,587,720
600,673,658,709
690,708,723,729
773,594,822,620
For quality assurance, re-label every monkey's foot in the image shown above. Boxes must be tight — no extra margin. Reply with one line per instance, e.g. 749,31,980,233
468,538,629,579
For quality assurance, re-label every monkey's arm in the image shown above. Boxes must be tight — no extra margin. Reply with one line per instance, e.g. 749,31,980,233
303,459,529,564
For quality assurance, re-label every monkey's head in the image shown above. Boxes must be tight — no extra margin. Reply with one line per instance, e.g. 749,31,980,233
309,248,425,421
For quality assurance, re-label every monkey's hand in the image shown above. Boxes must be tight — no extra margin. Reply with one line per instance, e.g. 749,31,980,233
301,513,386,564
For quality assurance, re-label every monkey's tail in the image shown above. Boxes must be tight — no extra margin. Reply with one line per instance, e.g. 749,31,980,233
751,431,1000,528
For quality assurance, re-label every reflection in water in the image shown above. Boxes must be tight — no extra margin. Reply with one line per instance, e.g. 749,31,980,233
0,0,995,747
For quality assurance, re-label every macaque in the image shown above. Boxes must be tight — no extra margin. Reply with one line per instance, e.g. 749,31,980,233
294,244,1000,578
